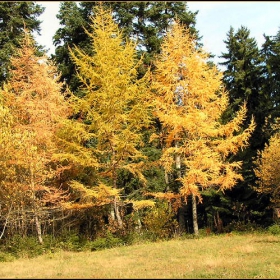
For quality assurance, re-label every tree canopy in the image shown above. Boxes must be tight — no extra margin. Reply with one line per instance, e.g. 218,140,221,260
0,2,44,86
64,4,153,227
0,1,280,246
53,1,199,93
150,20,255,235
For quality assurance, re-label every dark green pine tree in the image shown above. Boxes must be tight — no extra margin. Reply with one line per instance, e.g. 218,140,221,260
261,29,280,122
220,26,263,125
52,1,92,94
0,1,44,86
254,29,280,225
219,26,270,226
52,1,199,94
110,1,199,73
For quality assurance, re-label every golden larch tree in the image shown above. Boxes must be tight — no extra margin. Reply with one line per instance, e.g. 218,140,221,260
150,20,255,235
0,97,16,239
68,4,152,227
0,30,70,243
254,119,280,208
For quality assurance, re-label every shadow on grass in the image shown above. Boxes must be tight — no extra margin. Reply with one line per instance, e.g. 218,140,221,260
254,240,280,243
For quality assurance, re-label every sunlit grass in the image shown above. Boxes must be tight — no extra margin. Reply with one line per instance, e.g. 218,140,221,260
0,232,279,279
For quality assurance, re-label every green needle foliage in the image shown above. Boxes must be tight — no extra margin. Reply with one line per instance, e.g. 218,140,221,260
0,2,44,86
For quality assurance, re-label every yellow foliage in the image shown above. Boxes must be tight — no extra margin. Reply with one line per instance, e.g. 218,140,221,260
0,29,71,214
145,191,182,213
151,20,255,200
68,4,152,194
146,191,181,202
127,200,156,211
254,127,280,205
62,202,96,211
68,180,121,207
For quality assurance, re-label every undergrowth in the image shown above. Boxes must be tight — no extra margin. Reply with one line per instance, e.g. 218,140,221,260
0,221,277,262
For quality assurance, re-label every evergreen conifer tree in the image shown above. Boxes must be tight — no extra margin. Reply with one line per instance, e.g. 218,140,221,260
0,2,44,85
261,29,280,121
219,26,269,225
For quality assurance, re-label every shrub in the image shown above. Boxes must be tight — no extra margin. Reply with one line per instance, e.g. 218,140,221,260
267,224,280,235
3,235,45,258
90,231,123,251
0,252,15,262
56,231,90,251
223,220,261,233
141,203,179,241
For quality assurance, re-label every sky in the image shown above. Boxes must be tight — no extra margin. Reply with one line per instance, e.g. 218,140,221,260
34,1,280,67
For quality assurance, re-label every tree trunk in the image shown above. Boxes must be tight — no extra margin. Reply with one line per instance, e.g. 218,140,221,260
114,197,123,228
34,214,43,244
110,198,123,228
175,139,186,233
175,140,181,178
0,204,12,240
178,202,186,233
110,148,123,228
192,194,199,236
135,209,142,232
164,169,169,189
214,211,223,233
30,166,43,244
110,204,116,221
164,169,174,212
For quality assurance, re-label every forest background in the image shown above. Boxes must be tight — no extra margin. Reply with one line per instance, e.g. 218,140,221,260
0,1,280,259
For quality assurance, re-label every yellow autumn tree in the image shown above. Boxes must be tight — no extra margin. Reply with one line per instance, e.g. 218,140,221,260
0,30,70,243
67,4,152,228
0,96,16,239
254,119,280,207
150,20,255,235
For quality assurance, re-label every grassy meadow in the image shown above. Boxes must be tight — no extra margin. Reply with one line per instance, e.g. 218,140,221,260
0,232,279,279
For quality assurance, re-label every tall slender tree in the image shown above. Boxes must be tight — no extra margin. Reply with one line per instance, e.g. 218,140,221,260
67,4,152,228
254,31,280,216
150,20,255,235
0,30,69,243
53,1,91,93
219,26,270,224
261,29,280,121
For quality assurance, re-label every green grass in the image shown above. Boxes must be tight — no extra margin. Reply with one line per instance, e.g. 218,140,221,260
0,232,279,279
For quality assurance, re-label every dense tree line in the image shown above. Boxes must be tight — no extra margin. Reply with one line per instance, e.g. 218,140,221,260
0,2,280,247
52,1,198,92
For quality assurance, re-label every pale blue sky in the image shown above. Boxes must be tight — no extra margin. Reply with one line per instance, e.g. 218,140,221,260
35,1,280,67
187,1,280,66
